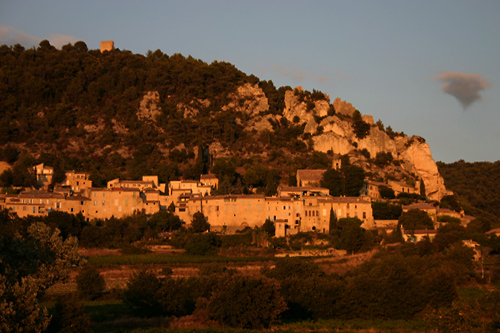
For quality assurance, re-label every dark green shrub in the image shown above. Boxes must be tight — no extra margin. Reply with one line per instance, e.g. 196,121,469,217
121,270,163,317
191,212,210,233
206,275,286,329
156,276,201,317
378,185,395,199
46,295,91,333
76,266,106,300
184,232,221,255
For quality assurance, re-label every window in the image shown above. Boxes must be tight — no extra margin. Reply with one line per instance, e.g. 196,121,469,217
101,200,105,206
363,212,366,219
93,200,97,206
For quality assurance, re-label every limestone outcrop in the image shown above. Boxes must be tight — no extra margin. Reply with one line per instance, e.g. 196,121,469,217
399,140,451,200
137,91,161,121
242,85,449,201
223,83,269,116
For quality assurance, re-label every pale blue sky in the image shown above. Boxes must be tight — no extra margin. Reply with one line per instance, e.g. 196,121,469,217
1,0,499,163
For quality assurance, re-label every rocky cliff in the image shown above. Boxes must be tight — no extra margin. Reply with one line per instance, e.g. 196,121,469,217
226,85,449,201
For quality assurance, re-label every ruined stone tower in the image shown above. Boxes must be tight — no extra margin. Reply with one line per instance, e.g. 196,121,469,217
100,40,114,53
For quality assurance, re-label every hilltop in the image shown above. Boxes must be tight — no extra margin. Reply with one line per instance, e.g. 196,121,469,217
0,40,448,200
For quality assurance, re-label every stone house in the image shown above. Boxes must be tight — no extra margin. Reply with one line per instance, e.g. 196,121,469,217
33,163,53,189
62,170,92,193
296,169,326,187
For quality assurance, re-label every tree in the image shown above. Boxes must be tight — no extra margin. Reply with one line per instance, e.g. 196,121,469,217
121,270,163,317
419,179,426,198
338,218,366,254
352,110,370,139
378,185,395,199
262,218,275,237
0,211,83,332
191,211,209,233
329,207,338,234
372,202,402,220
321,160,365,197
184,232,221,255
206,275,286,329
148,210,182,233
76,266,106,300
434,223,467,252
398,209,434,234
321,167,343,196
45,295,91,333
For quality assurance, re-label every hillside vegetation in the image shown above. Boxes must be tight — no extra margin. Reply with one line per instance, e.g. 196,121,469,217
0,40,461,203
437,160,500,224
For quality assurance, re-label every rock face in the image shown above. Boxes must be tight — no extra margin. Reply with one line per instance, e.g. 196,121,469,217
137,91,161,121
223,83,269,116
399,140,451,200
246,85,449,201
333,97,356,117
282,87,331,134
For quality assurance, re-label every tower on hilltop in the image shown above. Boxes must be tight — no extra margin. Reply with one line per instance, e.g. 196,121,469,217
100,40,114,53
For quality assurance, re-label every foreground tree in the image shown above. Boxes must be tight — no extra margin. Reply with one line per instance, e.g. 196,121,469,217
0,210,83,332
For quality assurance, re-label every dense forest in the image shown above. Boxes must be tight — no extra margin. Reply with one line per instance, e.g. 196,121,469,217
0,40,342,189
437,160,500,225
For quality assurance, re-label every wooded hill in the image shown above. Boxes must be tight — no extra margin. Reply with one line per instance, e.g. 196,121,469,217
1,40,499,225
437,160,500,226
0,41,332,187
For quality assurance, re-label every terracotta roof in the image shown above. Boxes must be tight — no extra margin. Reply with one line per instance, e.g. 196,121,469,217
65,196,90,201
200,174,218,179
318,197,371,204
486,228,500,234
18,191,64,199
402,203,436,210
297,169,326,181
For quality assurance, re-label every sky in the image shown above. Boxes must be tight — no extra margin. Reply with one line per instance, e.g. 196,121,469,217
1,0,499,163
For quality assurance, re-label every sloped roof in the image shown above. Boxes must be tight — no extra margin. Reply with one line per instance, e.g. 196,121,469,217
297,169,326,181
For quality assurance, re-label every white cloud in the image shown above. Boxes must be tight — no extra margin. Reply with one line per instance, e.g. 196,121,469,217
0,26,79,49
0,26,40,48
49,33,78,49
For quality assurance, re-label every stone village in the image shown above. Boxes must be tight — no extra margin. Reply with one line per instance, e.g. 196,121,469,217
0,162,473,239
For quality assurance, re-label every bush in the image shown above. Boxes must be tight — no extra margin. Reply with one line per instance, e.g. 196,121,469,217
76,266,106,300
378,185,395,199
206,275,286,329
184,232,221,255
191,212,210,233
156,276,201,317
121,270,163,317
398,209,434,233
46,295,91,333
